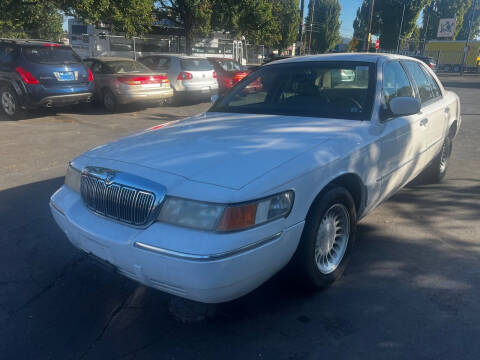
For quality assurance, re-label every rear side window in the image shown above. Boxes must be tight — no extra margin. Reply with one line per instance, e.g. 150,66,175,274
216,60,246,71
421,67,442,98
382,61,414,104
23,46,81,65
403,61,435,103
181,59,213,71
0,44,17,63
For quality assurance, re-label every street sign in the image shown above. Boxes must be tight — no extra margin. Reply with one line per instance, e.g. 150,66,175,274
437,18,456,38
375,39,379,50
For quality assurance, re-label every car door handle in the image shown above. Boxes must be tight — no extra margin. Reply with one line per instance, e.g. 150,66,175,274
420,118,429,127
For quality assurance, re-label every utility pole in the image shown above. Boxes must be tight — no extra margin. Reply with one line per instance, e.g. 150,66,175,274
396,1,406,54
461,0,478,74
365,0,375,52
308,0,315,55
298,0,305,41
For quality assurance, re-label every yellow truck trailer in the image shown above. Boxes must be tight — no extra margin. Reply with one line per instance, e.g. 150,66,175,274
425,40,480,72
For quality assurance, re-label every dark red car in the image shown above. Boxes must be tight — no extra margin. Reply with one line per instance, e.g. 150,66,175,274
207,58,250,92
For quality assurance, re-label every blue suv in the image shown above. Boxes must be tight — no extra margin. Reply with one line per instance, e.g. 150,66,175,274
0,39,94,120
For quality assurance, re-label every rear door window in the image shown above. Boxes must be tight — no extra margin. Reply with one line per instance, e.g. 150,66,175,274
181,59,213,71
403,61,434,103
23,46,81,64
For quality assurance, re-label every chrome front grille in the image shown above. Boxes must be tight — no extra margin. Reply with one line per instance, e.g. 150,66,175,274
80,173,156,226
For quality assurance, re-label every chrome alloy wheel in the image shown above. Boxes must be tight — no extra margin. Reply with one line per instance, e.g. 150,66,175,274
439,138,451,174
314,203,350,274
1,91,15,116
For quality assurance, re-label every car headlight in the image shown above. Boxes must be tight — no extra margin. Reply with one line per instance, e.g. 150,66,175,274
158,191,294,232
65,164,81,193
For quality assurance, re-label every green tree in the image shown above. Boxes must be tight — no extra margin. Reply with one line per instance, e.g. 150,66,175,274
212,0,299,48
353,0,430,51
421,0,472,42
0,0,63,40
457,1,480,40
156,0,213,55
55,0,155,37
272,0,301,51
305,0,341,53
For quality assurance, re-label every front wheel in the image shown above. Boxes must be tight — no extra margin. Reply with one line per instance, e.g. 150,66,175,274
292,185,357,289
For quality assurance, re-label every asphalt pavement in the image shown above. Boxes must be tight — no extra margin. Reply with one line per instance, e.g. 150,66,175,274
1,77,479,360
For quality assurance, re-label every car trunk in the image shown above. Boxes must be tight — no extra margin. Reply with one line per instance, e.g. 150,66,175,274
22,45,89,88
112,73,170,92
180,59,217,86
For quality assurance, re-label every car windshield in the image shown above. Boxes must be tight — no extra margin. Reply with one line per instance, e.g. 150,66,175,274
105,60,151,73
23,46,81,64
210,61,375,120
181,59,213,71
215,59,246,71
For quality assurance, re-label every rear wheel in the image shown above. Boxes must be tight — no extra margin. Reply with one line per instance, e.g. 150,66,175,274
1,85,25,120
292,186,357,289
416,135,452,184
103,89,118,113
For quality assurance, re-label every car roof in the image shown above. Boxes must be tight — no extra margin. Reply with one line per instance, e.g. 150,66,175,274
87,57,138,62
207,57,236,62
0,38,64,47
141,54,208,60
264,53,419,66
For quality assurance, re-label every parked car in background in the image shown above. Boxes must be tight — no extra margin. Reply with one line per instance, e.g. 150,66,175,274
83,57,173,112
51,54,460,303
207,58,250,92
410,55,436,71
0,39,93,120
139,55,218,103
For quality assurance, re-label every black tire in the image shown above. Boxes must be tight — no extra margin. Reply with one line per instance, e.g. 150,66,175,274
102,89,118,113
170,90,183,106
0,85,25,120
291,185,357,290
415,135,452,184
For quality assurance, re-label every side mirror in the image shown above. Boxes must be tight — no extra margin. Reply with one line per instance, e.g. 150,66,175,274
211,94,219,104
389,97,421,117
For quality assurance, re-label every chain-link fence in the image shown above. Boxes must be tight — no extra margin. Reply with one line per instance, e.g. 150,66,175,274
423,50,480,73
69,33,265,65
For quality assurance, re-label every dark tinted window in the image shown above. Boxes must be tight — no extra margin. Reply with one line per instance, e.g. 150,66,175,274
181,59,213,71
104,60,151,73
383,61,414,103
403,61,434,103
0,44,16,63
23,46,81,64
210,61,376,120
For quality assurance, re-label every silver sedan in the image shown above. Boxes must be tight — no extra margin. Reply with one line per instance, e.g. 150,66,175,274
83,57,173,112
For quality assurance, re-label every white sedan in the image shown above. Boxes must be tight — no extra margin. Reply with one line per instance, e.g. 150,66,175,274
50,54,461,303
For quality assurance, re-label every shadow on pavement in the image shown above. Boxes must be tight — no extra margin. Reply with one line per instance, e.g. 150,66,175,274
1,175,480,359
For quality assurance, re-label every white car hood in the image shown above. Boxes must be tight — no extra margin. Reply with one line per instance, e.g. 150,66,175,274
84,112,356,189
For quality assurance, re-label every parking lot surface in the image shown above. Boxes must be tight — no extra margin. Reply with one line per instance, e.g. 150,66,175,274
1,77,480,360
